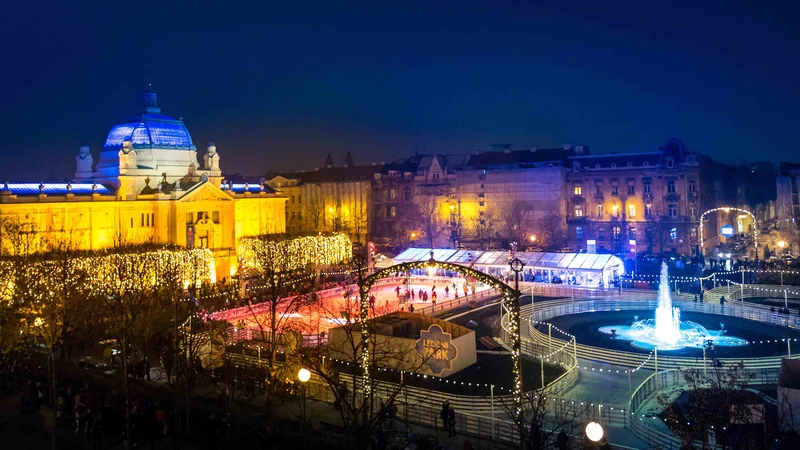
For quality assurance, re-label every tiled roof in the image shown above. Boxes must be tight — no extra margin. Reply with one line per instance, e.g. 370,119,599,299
224,183,276,194
466,148,568,167
273,165,382,183
1,183,114,196
570,152,661,169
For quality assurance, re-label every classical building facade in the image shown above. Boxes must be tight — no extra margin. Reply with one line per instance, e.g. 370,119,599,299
565,139,703,256
0,90,286,281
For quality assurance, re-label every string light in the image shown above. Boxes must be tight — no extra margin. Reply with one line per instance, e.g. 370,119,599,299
238,233,352,274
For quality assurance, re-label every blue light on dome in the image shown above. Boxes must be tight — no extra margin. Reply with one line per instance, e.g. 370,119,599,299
103,90,195,150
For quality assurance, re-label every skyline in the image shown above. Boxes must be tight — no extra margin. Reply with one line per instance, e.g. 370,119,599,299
2,2,799,181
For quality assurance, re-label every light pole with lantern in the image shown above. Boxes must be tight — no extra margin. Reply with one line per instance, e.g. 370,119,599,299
509,257,525,426
297,368,311,426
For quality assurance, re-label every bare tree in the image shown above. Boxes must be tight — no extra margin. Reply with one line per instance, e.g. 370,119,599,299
658,362,763,449
500,198,534,244
471,208,498,250
305,195,325,233
415,194,443,248
538,212,567,251
504,387,592,450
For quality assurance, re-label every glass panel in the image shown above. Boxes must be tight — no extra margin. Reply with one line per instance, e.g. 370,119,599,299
432,249,456,261
557,253,576,268
580,254,600,269
394,248,419,261
474,252,497,265
568,253,588,269
591,254,612,270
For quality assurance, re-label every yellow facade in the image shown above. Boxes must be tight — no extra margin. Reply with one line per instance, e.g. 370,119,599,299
0,183,285,282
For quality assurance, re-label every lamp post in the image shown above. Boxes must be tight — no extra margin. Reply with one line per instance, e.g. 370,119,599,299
509,257,525,427
298,368,311,426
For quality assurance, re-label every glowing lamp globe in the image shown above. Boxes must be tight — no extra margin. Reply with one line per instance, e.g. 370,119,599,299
585,422,603,442
297,368,311,383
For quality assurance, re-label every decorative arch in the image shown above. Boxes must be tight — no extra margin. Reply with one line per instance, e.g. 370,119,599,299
699,207,758,256
358,254,523,420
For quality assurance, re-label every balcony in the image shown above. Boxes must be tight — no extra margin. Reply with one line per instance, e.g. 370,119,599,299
567,216,587,225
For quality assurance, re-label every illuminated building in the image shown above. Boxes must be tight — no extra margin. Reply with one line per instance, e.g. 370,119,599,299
0,90,286,281
266,152,378,244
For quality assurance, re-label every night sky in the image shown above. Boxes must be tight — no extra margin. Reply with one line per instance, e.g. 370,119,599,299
1,1,799,181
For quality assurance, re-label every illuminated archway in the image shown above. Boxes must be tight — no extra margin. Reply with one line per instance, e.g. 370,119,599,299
358,254,523,421
699,207,757,257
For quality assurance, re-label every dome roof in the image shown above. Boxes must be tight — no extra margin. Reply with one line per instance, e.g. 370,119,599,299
104,90,195,150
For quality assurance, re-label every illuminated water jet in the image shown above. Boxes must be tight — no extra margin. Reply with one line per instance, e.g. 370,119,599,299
599,263,747,351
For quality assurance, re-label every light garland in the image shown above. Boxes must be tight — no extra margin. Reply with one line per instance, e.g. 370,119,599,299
0,247,214,300
238,233,352,274
359,257,522,421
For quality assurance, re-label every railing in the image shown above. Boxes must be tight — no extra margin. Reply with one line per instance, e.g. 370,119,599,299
523,298,800,369
627,368,780,449
415,287,500,316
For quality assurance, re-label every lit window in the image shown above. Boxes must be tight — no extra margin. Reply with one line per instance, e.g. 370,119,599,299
689,207,696,219
612,226,621,239
574,185,582,196
643,181,651,193
212,211,220,223
186,212,193,224
667,180,676,193
688,180,696,193
645,204,653,217
596,205,603,218
690,226,697,239
576,226,584,239
611,185,619,195
389,189,396,200
668,204,677,217
574,204,583,217
628,204,636,218
669,227,678,241
390,206,396,217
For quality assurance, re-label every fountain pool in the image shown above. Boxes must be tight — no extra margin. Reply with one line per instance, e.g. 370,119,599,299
598,263,748,351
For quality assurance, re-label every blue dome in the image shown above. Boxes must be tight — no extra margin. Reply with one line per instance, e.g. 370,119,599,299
104,90,195,150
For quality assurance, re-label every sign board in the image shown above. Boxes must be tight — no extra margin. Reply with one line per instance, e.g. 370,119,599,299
415,325,458,375
720,224,735,238
186,224,195,249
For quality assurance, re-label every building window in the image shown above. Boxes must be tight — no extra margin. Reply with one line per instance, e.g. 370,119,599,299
186,212,193,224
403,187,412,201
645,204,652,217
141,214,145,227
596,205,603,218
576,226,584,239
390,206,396,217
291,212,296,220
291,195,295,204
598,228,605,240
669,227,678,241
574,185,582,196
668,204,677,217
643,181,651,193
690,226,697,240
628,204,636,218
689,207,696,219
667,180,676,193
574,204,583,217
666,157,675,169
389,189,396,200
212,211,220,223
432,173,440,180
297,212,302,221
688,180,696,193
627,184,635,195
595,185,602,196
611,185,619,195
612,226,621,240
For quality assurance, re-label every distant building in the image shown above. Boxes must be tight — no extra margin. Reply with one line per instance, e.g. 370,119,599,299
0,90,286,281
566,139,701,256
266,153,380,244
777,162,800,254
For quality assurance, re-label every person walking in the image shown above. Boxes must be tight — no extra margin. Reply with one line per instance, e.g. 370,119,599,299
445,286,449,298
395,286,401,297
447,406,456,436
440,402,449,432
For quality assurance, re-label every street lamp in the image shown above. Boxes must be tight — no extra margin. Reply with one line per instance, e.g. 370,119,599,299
508,258,525,424
529,234,536,243
778,240,786,249
585,421,604,442
298,368,311,425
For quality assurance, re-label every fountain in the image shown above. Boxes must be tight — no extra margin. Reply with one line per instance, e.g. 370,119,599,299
598,263,747,351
